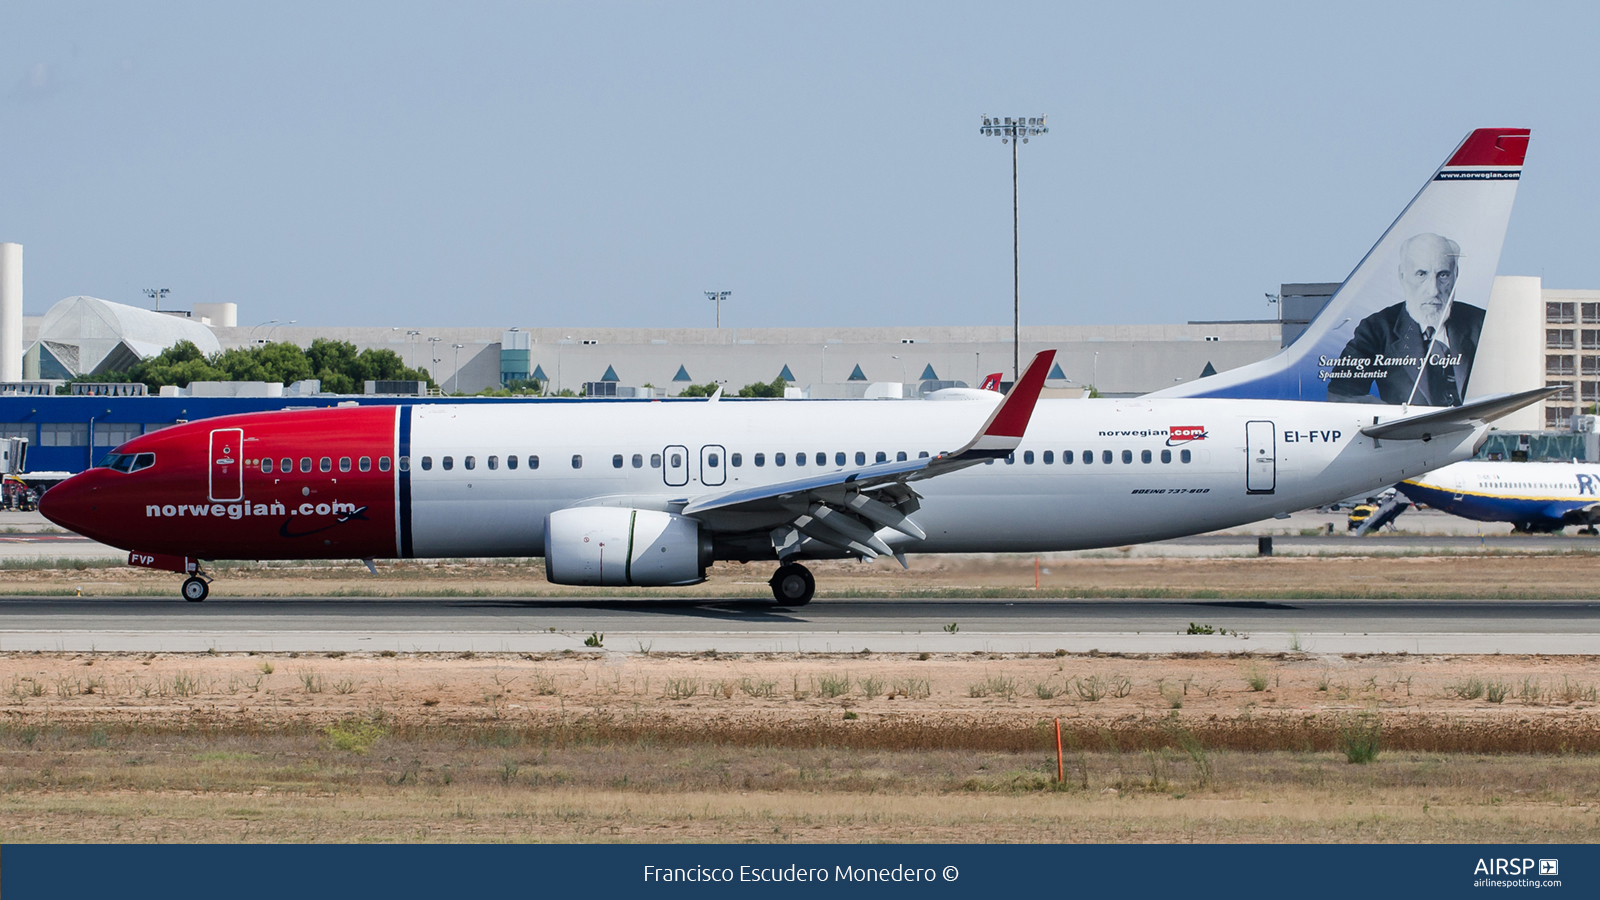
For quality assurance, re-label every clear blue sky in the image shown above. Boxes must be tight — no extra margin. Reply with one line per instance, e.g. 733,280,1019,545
4,1,1597,329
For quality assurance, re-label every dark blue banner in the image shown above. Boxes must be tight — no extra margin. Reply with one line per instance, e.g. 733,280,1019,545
3,844,1594,898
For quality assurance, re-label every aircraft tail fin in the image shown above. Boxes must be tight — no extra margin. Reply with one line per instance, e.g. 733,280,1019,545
1151,128,1529,406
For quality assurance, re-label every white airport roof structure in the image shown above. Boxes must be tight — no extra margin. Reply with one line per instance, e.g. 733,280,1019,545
25,295,221,379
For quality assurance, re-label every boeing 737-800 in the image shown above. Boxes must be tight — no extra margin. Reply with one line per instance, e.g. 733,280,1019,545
40,128,1544,604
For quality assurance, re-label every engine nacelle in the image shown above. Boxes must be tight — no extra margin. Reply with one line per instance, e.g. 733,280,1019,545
543,507,711,586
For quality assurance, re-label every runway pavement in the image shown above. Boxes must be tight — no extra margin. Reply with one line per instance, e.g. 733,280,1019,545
1,595,1594,655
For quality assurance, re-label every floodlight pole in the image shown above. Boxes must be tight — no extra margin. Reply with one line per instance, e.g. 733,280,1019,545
143,287,170,312
451,343,464,393
705,291,730,329
980,115,1047,383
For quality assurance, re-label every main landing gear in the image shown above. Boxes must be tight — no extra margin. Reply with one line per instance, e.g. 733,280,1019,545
769,562,815,607
181,575,211,602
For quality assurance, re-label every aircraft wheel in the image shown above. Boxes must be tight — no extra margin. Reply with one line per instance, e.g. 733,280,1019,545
769,562,815,607
181,577,209,603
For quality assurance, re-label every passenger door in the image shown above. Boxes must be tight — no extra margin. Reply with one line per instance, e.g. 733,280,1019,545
209,428,244,502
700,444,726,487
1245,420,1275,494
662,444,689,487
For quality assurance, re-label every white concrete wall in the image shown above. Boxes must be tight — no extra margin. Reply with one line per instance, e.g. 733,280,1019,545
209,323,1283,397
191,302,237,328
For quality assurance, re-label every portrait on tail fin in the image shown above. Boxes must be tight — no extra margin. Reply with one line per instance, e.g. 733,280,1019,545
1325,232,1484,406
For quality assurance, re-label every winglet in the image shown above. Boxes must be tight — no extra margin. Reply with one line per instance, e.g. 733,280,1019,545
953,350,1056,458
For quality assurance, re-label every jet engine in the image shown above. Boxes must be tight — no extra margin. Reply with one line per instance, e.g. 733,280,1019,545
543,507,711,586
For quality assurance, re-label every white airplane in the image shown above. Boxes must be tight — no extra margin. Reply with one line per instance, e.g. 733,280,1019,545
1390,460,1600,534
40,128,1548,604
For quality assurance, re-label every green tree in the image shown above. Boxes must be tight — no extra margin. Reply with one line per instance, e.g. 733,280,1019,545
676,382,722,398
736,376,788,398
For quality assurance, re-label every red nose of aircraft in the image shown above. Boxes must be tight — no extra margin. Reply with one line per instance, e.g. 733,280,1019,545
38,471,110,544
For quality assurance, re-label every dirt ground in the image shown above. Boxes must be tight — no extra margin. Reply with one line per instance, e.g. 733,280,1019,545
6,551,1600,599
0,651,1597,842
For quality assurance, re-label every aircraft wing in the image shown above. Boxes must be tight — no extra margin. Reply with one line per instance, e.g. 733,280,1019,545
1359,387,1561,442
679,350,1056,561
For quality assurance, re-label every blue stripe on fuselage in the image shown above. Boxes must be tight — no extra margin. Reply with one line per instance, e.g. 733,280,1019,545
1400,481,1574,527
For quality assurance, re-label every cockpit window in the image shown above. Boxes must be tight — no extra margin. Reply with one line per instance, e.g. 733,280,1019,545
97,452,155,473
98,453,134,473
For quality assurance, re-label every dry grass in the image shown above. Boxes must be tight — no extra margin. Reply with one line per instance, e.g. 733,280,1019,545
0,723,1596,843
0,651,1596,842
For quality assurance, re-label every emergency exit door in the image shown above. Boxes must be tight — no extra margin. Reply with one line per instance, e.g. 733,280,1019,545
1245,420,1275,494
662,445,689,487
209,428,244,502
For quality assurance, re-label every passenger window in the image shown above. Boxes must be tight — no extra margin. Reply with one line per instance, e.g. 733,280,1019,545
529,455,540,469
707,453,719,467
918,451,929,458
1141,450,1152,464
261,458,274,474
754,453,766,467
856,451,866,466
380,457,393,472
1043,451,1054,464
613,454,623,469
896,451,907,462
300,457,313,473
1083,451,1093,465
670,452,682,468
795,452,805,467
442,456,454,471
420,456,432,471
632,454,643,468
487,456,498,470
464,456,475,470
359,457,371,472
875,451,886,464
1063,451,1073,464
775,452,786,466
1005,453,1015,465
572,454,583,469
1103,450,1113,464
339,457,352,472
282,458,293,473
320,457,332,472
1181,449,1192,463
1160,449,1171,464
1121,450,1132,464
831,452,842,466
507,455,518,470
649,454,659,468
1024,450,1035,464
731,453,741,467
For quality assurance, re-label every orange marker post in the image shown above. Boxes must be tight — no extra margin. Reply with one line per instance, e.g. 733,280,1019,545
1055,717,1063,783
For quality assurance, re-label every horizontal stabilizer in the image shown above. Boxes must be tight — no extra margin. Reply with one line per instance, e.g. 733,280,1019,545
1360,387,1558,442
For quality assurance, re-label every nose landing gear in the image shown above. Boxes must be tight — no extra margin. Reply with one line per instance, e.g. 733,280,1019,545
181,575,211,602
769,562,814,607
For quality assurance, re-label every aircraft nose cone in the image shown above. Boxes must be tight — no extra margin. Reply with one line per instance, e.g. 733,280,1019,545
38,474,96,535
